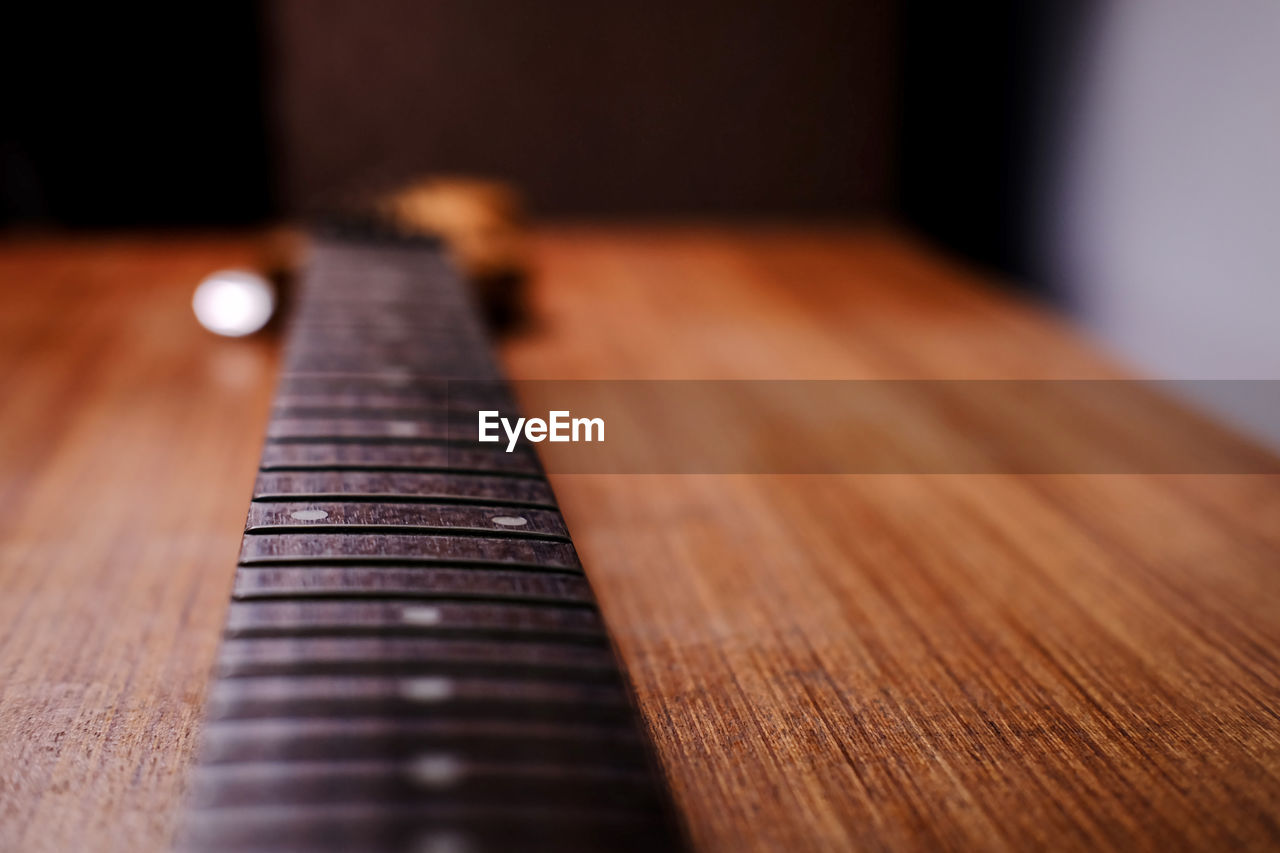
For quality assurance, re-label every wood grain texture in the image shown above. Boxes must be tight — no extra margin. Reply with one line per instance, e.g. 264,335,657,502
0,233,282,851
1,225,1278,851
500,225,1280,852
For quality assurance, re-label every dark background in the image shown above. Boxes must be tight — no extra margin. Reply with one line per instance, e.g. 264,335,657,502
6,1,1277,442
0,1,1091,281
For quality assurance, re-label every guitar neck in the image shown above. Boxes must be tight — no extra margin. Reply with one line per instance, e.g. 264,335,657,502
182,233,684,851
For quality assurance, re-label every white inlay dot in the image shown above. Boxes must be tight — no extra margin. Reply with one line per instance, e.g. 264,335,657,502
490,515,528,527
388,421,418,437
401,605,443,626
289,509,329,521
399,677,455,703
413,831,473,853
408,753,463,788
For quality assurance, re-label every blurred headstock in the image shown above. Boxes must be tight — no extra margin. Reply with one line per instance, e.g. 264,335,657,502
379,176,530,332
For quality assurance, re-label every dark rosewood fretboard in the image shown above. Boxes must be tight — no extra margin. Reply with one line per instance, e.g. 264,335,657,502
181,234,684,852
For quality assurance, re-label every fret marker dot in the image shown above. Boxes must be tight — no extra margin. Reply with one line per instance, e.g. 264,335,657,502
399,677,454,703
408,754,463,788
289,509,329,521
389,421,418,437
413,831,472,853
402,605,443,626
490,515,528,527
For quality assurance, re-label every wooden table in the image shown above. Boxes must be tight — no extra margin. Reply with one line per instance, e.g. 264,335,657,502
1,226,1277,851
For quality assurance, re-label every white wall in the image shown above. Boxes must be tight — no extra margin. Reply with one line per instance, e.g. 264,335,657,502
1043,0,1280,444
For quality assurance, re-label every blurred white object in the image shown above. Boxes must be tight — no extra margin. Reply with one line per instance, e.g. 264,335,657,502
192,270,276,337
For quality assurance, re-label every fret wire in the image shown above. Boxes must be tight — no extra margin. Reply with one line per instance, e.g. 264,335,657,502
182,233,684,853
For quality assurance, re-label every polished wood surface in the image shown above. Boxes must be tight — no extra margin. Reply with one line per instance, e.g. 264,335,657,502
0,234,281,851
2,226,1278,851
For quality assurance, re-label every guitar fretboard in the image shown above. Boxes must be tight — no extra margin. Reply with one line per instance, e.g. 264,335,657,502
182,236,683,852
